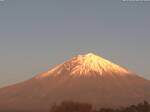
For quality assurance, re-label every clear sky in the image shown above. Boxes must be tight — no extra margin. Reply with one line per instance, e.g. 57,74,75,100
0,0,150,87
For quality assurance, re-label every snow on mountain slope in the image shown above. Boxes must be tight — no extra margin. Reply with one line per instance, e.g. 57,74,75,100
36,53,130,78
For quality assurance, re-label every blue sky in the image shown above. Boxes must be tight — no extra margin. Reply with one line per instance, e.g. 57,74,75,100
0,0,150,87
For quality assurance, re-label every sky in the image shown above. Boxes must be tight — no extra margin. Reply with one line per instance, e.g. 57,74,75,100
0,0,150,87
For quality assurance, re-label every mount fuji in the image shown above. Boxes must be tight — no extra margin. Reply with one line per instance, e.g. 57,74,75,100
0,53,150,112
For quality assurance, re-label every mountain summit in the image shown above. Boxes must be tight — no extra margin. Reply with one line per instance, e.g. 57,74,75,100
37,53,129,78
0,53,150,112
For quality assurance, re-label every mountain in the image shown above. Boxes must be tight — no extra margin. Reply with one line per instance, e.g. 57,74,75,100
0,53,150,112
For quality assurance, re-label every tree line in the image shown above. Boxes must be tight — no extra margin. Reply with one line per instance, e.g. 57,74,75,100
50,101,150,112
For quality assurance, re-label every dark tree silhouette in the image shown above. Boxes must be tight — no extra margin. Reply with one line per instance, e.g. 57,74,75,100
50,101,93,112
50,101,150,112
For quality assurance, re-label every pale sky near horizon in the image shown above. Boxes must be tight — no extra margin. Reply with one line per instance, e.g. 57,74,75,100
0,0,150,87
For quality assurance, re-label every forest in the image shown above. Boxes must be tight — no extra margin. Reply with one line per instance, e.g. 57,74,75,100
50,101,150,112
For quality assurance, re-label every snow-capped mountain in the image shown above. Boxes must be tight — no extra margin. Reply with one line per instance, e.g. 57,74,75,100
36,53,129,78
0,53,150,112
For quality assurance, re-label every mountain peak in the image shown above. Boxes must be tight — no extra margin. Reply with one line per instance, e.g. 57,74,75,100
83,52,97,56
36,53,130,79
79,53,100,61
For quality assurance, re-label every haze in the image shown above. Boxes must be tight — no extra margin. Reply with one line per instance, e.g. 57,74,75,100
0,0,150,87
